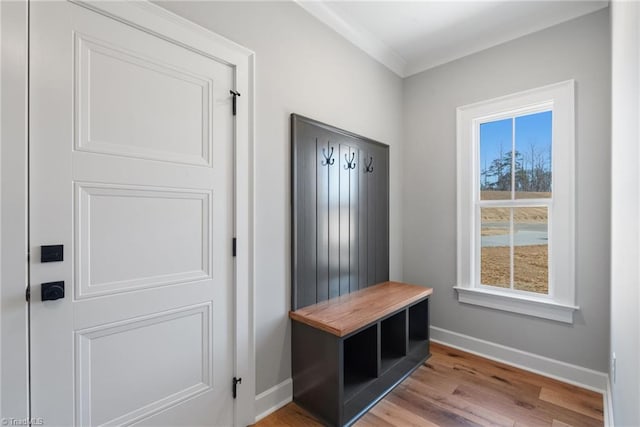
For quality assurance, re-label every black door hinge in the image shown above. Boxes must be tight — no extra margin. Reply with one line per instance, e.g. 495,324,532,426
232,238,237,257
232,377,242,399
230,90,241,116
25,286,30,302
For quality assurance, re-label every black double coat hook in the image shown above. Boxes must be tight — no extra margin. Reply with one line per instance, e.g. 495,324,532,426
321,144,335,166
344,152,356,170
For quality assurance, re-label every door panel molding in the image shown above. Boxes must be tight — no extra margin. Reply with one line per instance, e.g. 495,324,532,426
74,31,214,167
75,303,213,426
74,183,212,299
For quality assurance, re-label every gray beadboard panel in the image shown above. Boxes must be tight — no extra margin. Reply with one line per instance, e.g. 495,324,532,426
328,138,341,300
366,146,378,286
377,145,390,283
316,137,330,304
292,119,318,309
339,143,351,297
358,147,369,292
349,146,360,293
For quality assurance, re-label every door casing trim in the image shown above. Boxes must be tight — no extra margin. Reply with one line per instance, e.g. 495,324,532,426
0,0,29,421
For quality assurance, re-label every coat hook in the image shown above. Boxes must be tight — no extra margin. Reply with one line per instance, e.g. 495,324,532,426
364,156,374,173
321,145,335,166
344,152,356,170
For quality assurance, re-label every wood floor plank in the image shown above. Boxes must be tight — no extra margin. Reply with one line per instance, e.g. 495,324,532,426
428,345,543,398
430,343,602,406
427,356,546,412
253,402,322,427
253,344,604,427
362,399,440,427
385,387,484,427
399,378,515,427
551,419,573,427
410,363,460,394
453,381,603,427
539,386,604,421
534,395,604,427
452,382,554,426
355,412,396,427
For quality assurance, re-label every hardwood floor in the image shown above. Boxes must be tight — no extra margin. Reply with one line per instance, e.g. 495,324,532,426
254,342,603,427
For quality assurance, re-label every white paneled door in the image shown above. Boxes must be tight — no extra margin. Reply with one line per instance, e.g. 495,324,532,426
29,2,236,425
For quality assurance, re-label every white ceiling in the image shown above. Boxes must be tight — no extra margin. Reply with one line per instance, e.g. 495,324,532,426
295,1,609,77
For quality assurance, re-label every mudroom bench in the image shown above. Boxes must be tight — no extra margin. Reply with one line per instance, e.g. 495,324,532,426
289,281,433,427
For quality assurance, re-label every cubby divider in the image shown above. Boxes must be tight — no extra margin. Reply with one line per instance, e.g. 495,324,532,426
408,299,429,354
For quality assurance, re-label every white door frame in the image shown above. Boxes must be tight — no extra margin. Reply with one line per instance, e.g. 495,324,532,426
0,1,255,425
0,0,29,421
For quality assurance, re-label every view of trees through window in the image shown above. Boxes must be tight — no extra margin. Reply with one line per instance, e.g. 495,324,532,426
478,111,552,294
480,146,551,194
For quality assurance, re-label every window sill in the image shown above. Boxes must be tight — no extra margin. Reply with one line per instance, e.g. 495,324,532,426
453,286,579,323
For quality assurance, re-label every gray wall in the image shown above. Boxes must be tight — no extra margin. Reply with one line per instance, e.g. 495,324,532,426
610,1,640,425
157,1,404,395
159,0,612,398
402,10,610,372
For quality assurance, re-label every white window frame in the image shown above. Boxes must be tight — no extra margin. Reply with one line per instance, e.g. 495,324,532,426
455,80,578,323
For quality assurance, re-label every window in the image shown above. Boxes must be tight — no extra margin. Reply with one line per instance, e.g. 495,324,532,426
455,81,578,323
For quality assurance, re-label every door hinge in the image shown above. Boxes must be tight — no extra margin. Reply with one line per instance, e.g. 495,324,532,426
230,90,241,116
232,237,237,257
232,377,242,399
25,286,30,302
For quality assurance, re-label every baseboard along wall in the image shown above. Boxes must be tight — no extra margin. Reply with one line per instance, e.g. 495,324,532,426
254,378,292,423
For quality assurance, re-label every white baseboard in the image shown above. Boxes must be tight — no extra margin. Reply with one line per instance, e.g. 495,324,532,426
254,378,292,423
604,376,614,427
430,326,608,392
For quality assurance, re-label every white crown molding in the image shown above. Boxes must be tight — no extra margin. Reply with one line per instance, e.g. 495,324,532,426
404,1,608,77
294,0,407,77
294,1,608,79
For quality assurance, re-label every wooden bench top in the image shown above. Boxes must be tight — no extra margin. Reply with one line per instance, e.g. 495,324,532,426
289,281,433,337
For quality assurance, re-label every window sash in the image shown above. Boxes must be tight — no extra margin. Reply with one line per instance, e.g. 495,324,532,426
474,107,553,203
474,200,552,296
472,108,554,296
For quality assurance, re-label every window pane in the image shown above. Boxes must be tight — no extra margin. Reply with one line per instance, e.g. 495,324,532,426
481,207,510,288
513,207,548,294
480,118,513,200
515,111,552,199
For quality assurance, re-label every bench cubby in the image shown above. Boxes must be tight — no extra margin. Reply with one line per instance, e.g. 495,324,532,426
380,310,407,374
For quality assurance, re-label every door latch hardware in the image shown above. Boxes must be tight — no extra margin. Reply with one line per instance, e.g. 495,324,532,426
41,281,65,301
41,245,63,263
232,377,242,399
